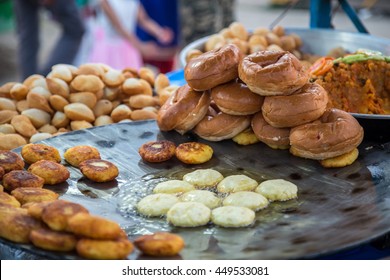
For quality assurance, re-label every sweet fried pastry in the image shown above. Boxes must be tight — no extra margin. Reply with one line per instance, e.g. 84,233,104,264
153,180,195,194
179,190,221,209
41,200,89,231
137,193,179,217
167,202,211,227
255,179,298,201
0,191,21,208
232,128,260,146
67,212,123,240
175,142,213,164
0,150,25,173
320,148,359,168
25,201,53,219
27,160,70,185
63,145,101,167
217,175,258,193
29,228,77,252
2,170,45,192
134,232,185,257
222,191,269,211
211,206,255,228
79,159,119,182
138,140,176,163
76,238,134,260
0,206,42,243
11,187,59,205
21,143,61,164
182,169,224,188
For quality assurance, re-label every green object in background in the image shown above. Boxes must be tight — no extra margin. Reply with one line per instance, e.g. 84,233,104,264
0,0,14,33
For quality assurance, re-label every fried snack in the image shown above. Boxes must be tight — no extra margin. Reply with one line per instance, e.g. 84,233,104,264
79,159,119,182
63,145,101,167
29,228,77,252
25,201,53,219
0,184,3,192
67,212,123,240
217,175,258,193
11,187,59,205
255,179,298,202
153,180,195,194
134,232,185,257
0,206,42,243
232,128,260,146
21,143,61,164
27,160,70,185
41,200,89,231
138,140,176,163
222,191,269,211
0,150,25,173
211,206,255,228
167,202,211,227
0,191,21,208
2,170,45,192
175,142,213,164
0,166,4,181
179,190,221,209
76,238,134,260
319,148,359,168
182,169,224,188
137,193,179,217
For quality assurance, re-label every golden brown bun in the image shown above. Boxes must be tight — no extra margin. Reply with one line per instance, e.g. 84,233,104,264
193,106,251,141
238,50,309,96
262,83,328,128
251,111,290,149
290,108,364,160
157,84,210,134
184,44,243,91
211,79,263,115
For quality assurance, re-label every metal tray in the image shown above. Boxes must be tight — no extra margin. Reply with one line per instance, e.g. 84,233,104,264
1,120,390,260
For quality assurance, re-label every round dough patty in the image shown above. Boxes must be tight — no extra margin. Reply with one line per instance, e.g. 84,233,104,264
255,179,298,201
167,202,211,227
182,169,224,188
222,191,269,211
137,193,179,217
211,206,255,227
153,180,195,194
180,190,221,209
217,175,258,193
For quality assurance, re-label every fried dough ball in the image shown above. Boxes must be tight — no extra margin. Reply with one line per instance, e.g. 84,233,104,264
41,200,89,231
211,206,255,228
0,150,25,173
0,206,42,243
153,180,195,194
320,148,359,168
179,190,221,209
182,168,224,188
27,160,70,185
255,179,298,202
2,170,45,192
217,175,258,193
29,228,77,252
134,232,185,257
63,145,101,167
222,191,269,211
79,159,119,182
21,143,61,164
137,193,179,217
0,191,21,208
67,212,123,240
175,142,213,164
138,140,176,163
76,238,134,260
167,202,211,227
11,187,59,205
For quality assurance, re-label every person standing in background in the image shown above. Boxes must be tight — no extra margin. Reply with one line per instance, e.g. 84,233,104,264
136,0,179,73
88,0,173,70
13,0,85,80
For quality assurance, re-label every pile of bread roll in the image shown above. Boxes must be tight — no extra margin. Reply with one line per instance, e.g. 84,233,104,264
0,64,175,150
158,42,364,168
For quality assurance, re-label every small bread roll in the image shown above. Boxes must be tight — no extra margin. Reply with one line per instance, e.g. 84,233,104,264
217,175,258,193
154,73,170,95
182,169,223,188
211,206,255,227
180,190,221,209
137,193,179,217
69,92,97,109
167,202,211,227
255,179,298,201
0,134,27,150
64,103,95,122
153,180,195,194
138,67,155,87
70,74,104,93
222,191,269,211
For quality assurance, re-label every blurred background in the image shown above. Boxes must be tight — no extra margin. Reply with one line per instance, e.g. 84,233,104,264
1,0,390,84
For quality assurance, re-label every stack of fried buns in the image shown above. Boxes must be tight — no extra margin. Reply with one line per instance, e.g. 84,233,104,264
157,44,364,168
